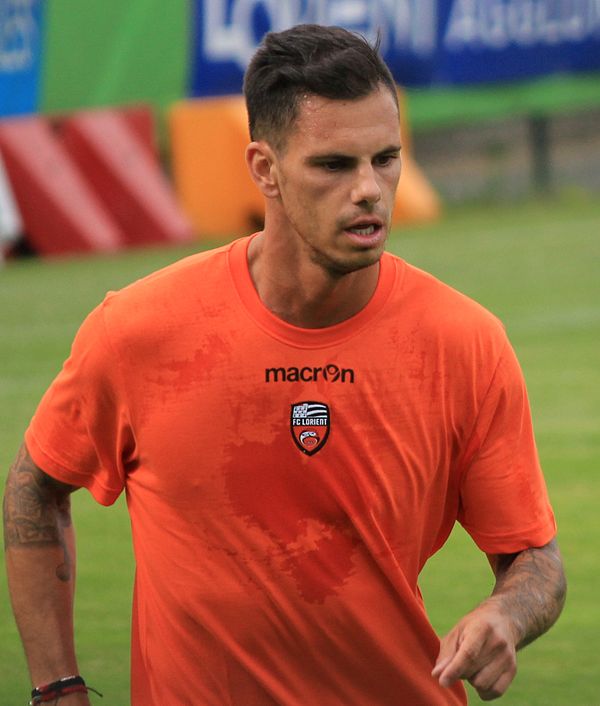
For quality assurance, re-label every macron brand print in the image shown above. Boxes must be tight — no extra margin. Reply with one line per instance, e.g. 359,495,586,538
290,401,330,456
265,365,355,384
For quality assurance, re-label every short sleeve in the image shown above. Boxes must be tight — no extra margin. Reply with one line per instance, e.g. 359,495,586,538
458,341,556,554
25,300,136,505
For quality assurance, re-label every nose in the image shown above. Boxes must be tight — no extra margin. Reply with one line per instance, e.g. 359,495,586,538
351,164,382,206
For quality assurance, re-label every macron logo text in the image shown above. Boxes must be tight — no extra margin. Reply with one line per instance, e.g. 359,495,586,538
265,365,355,384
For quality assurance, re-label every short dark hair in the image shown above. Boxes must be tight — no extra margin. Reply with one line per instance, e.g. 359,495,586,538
244,24,398,150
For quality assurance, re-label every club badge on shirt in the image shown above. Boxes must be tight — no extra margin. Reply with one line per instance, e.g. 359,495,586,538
290,401,330,456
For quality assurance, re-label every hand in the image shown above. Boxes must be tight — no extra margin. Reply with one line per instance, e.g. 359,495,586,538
432,599,518,701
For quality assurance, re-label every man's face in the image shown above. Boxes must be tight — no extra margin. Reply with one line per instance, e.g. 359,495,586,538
270,85,402,276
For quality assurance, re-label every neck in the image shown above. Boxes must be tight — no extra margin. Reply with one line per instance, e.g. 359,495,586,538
247,230,381,329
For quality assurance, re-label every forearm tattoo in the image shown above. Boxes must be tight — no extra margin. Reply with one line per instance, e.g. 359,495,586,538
492,540,567,649
3,445,75,582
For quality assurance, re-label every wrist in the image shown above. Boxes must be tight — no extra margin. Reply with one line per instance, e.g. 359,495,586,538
30,675,101,705
481,595,523,648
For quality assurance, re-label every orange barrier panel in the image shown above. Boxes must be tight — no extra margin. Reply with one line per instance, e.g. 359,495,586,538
394,88,441,224
0,117,122,256
169,91,440,239
61,108,193,246
169,96,263,238
392,153,441,224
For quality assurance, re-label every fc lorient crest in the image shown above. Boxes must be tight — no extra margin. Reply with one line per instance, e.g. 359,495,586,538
290,401,330,456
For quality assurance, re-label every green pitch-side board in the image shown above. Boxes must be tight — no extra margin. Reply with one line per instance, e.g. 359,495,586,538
41,0,190,114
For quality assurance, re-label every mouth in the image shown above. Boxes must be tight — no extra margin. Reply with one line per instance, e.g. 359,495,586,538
343,219,386,247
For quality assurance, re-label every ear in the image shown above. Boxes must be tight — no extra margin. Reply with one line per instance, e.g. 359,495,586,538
246,141,280,198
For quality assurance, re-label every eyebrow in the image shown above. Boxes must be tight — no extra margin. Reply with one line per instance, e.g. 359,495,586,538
379,144,403,155
306,145,402,164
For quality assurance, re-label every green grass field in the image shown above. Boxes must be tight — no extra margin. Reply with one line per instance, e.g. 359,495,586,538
1,196,598,704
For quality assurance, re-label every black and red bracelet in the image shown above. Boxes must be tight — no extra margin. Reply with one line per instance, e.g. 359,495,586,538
30,675,102,704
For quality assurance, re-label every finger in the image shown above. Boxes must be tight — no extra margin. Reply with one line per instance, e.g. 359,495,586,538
468,646,516,699
432,629,460,679
473,670,516,701
431,655,452,680
437,629,490,687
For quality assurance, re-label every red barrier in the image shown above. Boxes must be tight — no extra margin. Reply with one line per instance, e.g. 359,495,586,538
119,104,160,164
0,117,122,256
61,109,193,246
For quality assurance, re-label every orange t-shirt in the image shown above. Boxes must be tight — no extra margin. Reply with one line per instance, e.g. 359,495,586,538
26,236,556,706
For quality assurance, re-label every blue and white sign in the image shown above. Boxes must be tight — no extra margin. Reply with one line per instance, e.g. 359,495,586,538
0,0,45,117
190,0,600,95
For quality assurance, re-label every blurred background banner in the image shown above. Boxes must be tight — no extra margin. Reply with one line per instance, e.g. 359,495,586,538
190,0,600,95
0,0,598,243
0,0,45,116
3,1,596,117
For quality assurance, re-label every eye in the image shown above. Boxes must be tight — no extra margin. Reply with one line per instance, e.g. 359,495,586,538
374,152,399,167
321,159,349,172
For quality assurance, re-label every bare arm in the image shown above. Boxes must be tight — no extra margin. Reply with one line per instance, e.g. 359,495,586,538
3,443,91,705
432,539,566,700
488,540,566,649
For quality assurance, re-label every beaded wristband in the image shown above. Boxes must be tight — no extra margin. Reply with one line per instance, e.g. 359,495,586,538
30,675,102,704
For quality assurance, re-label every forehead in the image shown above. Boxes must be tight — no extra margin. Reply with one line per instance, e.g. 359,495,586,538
285,87,400,155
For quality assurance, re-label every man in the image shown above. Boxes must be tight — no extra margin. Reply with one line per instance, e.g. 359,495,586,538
4,24,565,706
